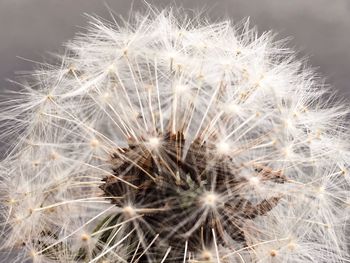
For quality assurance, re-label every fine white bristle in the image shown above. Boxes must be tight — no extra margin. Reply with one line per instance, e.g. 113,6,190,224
0,6,349,263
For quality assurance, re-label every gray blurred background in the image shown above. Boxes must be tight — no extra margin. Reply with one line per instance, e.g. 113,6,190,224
0,0,350,97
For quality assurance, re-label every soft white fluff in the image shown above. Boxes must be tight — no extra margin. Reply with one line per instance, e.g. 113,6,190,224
0,6,349,263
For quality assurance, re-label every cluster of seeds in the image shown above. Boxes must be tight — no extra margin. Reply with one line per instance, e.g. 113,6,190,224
0,7,349,263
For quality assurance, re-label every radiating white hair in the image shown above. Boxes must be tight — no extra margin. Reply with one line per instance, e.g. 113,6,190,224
0,6,349,263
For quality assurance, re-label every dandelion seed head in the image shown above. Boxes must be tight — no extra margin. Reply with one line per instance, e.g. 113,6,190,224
201,192,219,208
270,249,278,257
0,5,349,263
90,139,100,148
147,137,161,149
200,249,214,261
216,141,230,155
81,233,90,242
249,176,260,186
122,205,136,218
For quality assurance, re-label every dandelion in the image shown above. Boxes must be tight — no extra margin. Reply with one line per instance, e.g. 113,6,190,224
1,6,350,263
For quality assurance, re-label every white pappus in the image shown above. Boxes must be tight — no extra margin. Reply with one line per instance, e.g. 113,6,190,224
0,6,349,263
